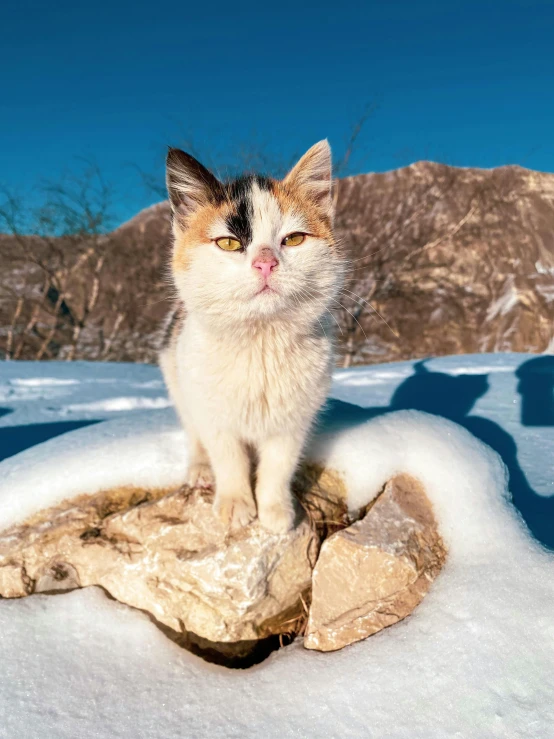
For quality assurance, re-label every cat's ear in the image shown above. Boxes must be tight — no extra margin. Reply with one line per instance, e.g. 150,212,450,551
166,148,222,218
284,140,333,216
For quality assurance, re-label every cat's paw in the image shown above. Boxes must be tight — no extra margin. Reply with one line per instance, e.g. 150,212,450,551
187,462,214,489
258,502,295,535
215,491,257,531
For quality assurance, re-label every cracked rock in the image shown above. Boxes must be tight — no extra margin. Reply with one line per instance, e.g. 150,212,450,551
0,468,446,661
304,474,447,652
0,484,319,654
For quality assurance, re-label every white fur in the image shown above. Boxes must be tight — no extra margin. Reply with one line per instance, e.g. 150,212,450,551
161,142,342,533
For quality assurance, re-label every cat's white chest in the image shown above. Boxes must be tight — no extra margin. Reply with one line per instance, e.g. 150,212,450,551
178,320,331,441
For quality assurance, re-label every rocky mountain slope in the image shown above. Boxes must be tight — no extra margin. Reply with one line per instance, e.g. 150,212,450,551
1,161,553,364
335,161,554,364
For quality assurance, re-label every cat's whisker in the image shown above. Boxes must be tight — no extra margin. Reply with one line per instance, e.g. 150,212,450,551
339,289,399,339
293,284,340,337
325,308,344,335
289,287,316,329
332,300,368,341
346,244,393,263
298,275,397,340
342,267,389,279
299,283,369,341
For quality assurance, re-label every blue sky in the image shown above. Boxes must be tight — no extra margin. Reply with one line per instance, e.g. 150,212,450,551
2,0,554,227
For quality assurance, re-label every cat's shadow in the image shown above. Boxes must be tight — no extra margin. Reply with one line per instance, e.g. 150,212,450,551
316,358,554,551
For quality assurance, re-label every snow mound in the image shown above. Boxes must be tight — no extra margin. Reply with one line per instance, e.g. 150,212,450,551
0,356,553,737
0,405,523,564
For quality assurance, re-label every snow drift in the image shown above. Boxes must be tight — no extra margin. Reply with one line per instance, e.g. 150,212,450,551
0,354,553,738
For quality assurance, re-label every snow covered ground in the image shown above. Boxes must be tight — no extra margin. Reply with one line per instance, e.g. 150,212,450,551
0,353,553,738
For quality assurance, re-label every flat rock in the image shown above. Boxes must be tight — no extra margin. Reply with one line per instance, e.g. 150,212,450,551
0,484,319,658
304,474,447,652
0,466,447,661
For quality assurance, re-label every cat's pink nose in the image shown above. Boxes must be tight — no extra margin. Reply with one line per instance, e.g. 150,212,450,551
252,249,279,280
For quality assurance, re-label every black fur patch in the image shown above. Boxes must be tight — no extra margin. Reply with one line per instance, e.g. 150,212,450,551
219,175,273,248
226,189,252,246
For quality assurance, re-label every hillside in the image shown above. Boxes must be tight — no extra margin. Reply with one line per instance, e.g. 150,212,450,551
1,161,553,364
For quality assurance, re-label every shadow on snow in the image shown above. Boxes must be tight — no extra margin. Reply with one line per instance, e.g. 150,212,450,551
0,420,102,464
320,356,554,551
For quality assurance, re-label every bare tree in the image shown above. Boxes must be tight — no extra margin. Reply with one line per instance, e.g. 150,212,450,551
334,167,474,367
0,163,116,360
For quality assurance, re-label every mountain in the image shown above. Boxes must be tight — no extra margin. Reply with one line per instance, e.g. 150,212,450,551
334,161,554,364
1,161,553,364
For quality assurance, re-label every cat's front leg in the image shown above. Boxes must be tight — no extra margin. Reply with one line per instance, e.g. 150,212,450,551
185,431,214,489
256,434,303,534
206,431,257,530
160,348,215,489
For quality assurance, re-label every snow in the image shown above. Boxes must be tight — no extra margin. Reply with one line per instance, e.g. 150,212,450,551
535,259,554,276
0,353,554,738
61,395,172,413
485,276,520,321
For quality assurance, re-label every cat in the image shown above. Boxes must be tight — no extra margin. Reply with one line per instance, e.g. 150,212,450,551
159,141,344,534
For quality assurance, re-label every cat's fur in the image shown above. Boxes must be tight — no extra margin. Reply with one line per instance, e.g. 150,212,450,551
159,141,344,533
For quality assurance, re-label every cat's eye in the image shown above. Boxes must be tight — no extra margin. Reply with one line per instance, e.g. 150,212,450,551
282,233,305,247
216,237,242,251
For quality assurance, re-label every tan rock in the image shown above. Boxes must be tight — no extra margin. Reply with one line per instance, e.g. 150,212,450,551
304,474,447,652
0,563,30,598
0,484,319,659
0,466,446,661
294,463,350,539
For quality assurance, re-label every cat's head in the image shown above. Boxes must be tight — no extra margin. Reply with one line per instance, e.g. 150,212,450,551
166,141,343,330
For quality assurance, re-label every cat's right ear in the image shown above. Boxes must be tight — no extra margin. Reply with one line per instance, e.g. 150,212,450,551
166,148,222,218
284,140,333,217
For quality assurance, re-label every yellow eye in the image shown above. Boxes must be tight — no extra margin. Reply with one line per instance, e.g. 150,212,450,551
283,233,305,247
216,237,242,251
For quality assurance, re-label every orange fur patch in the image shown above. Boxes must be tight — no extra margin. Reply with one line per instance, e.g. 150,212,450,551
271,181,335,247
172,201,232,272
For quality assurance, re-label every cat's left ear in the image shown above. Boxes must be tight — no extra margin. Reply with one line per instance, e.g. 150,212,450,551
284,140,333,217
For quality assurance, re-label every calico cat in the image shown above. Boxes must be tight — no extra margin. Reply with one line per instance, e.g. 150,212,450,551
160,141,344,533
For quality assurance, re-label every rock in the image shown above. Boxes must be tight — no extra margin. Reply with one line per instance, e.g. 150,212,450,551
293,463,350,539
35,562,81,593
0,467,448,661
0,484,319,661
0,563,32,598
304,474,447,652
